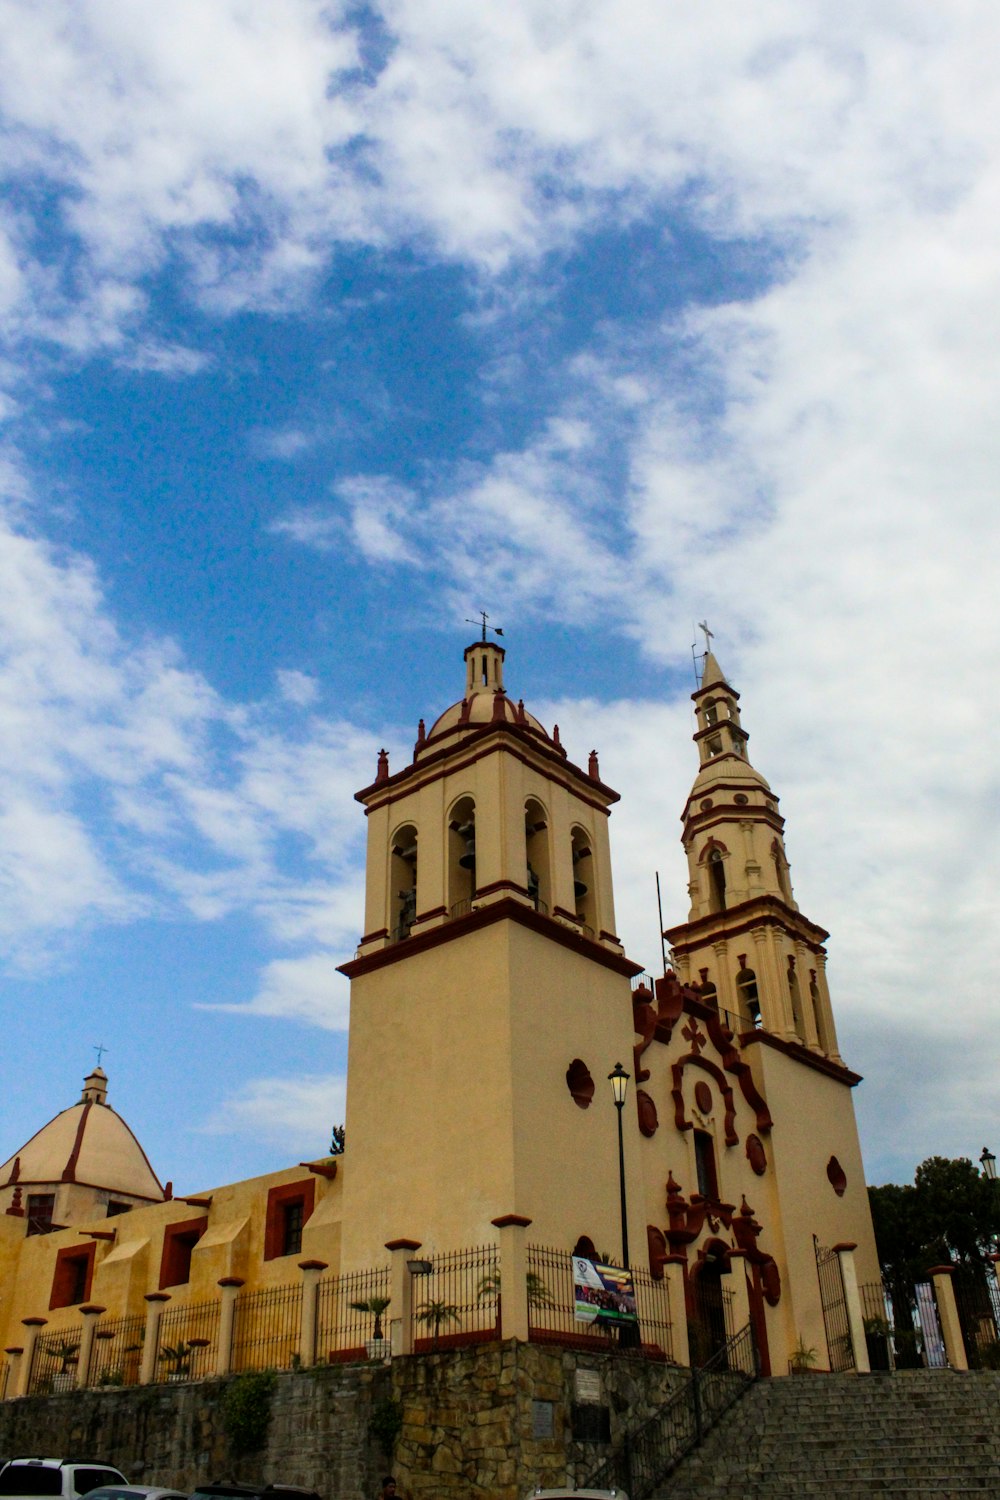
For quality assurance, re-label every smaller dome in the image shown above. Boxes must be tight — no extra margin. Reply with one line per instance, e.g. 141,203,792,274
416,639,563,761
0,1069,165,1204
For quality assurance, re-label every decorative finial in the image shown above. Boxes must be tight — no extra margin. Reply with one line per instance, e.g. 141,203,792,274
588,749,600,780
375,748,389,783
465,610,504,643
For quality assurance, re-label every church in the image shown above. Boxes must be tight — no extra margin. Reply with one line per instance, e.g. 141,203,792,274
0,633,880,1392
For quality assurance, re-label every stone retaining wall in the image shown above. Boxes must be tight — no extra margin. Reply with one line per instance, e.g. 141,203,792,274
0,1342,685,1500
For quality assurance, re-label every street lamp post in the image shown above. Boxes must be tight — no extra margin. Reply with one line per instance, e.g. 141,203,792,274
980,1147,997,1182
608,1062,630,1269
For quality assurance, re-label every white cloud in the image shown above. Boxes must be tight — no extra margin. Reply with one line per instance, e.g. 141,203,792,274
276,669,319,707
204,1071,347,1150
199,954,350,1031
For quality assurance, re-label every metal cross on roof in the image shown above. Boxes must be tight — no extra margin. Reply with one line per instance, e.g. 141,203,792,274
93,1042,109,1068
466,610,504,642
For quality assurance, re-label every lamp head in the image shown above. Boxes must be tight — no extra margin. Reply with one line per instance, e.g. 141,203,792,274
608,1061,629,1108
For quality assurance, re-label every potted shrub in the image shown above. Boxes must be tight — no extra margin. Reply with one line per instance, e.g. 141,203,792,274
52,1340,79,1391
864,1315,893,1371
350,1295,392,1360
159,1341,193,1381
789,1336,818,1373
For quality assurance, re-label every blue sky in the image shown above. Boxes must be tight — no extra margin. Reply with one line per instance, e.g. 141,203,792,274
0,1,998,1194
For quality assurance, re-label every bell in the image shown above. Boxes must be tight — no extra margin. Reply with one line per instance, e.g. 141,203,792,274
457,823,477,869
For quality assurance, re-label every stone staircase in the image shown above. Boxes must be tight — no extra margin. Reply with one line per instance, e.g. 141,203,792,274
655,1370,1000,1499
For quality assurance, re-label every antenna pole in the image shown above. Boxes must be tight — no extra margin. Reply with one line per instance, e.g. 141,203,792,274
655,872,668,977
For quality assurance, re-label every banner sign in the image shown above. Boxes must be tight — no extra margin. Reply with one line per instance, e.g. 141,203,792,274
573,1256,638,1326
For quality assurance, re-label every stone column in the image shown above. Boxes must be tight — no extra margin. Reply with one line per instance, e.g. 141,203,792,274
77,1304,106,1388
3,1348,23,1402
812,955,843,1063
928,1265,968,1371
725,1251,752,1339
297,1260,327,1368
386,1239,422,1357
491,1214,532,1342
751,927,783,1034
663,1255,690,1369
140,1292,170,1385
711,940,733,1018
216,1278,245,1377
832,1243,870,1374
16,1318,46,1397
795,943,820,1048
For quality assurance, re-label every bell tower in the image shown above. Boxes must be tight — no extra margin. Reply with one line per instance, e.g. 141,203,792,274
665,650,842,1061
338,637,646,1267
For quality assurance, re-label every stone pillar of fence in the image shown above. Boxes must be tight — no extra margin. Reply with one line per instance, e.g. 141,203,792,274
386,1238,423,1357
3,1347,23,1401
928,1264,968,1371
297,1260,327,1368
663,1255,690,1368
832,1242,870,1374
215,1277,245,1377
77,1304,106,1388
140,1292,170,1385
490,1214,531,1341
16,1317,46,1397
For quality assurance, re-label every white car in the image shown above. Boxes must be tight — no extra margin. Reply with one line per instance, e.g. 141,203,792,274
526,1490,629,1499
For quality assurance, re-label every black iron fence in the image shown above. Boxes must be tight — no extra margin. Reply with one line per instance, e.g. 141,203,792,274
90,1312,145,1387
317,1265,391,1360
156,1298,220,1381
953,1266,1000,1369
526,1246,672,1358
231,1282,303,1372
584,1321,758,1500
27,1328,80,1395
410,1243,499,1351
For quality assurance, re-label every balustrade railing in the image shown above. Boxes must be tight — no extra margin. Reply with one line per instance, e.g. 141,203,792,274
231,1282,302,1372
90,1312,145,1387
317,1265,391,1360
155,1298,220,1382
526,1245,672,1358
409,1244,499,1351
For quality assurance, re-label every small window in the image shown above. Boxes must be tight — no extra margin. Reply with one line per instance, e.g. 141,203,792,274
106,1200,131,1218
50,1243,96,1309
27,1193,55,1235
264,1179,316,1261
159,1217,207,1289
281,1200,304,1257
0,1471,63,1496
694,1130,719,1201
707,735,723,756
704,704,719,726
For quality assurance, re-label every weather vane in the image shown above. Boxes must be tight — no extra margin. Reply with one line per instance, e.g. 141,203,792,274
466,610,504,642
93,1043,109,1068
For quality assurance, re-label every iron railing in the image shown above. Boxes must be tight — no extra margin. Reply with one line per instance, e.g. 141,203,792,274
410,1244,499,1351
231,1282,303,1372
526,1246,672,1358
952,1266,1000,1369
27,1329,80,1395
89,1312,145,1387
317,1265,391,1360
585,1321,758,1500
155,1298,220,1381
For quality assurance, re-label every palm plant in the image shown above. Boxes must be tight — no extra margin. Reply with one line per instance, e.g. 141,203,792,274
159,1340,193,1376
416,1298,461,1347
476,1271,554,1309
349,1295,392,1341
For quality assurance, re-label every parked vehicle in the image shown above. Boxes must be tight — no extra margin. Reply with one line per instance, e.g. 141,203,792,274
189,1482,321,1500
85,1487,187,1500
0,1461,129,1499
526,1491,630,1500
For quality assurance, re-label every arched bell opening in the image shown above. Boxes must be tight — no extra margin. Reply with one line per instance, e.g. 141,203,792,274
390,823,418,941
809,971,830,1052
706,846,727,913
570,825,597,935
524,797,551,915
735,965,762,1029
786,957,804,1040
447,796,477,916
